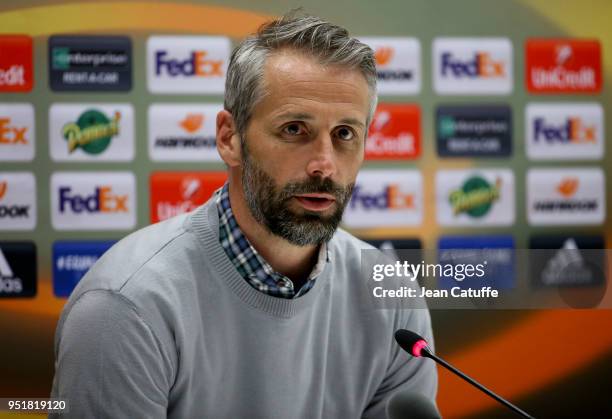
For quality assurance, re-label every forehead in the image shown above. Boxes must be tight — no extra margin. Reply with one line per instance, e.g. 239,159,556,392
257,49,371,118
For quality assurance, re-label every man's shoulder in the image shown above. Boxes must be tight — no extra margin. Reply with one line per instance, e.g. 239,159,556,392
69,212,198,301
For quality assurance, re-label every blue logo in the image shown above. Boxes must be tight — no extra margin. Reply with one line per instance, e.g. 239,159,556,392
438,235,515,290
53,241,114,297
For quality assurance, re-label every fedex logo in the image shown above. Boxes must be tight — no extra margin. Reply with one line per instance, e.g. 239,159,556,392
0,118,27,144
51,172,135,231
342,170,422,228
441,52,505,78
0,104,35,161
59,186,128,213
147,36,229,94
155,50,223,77
533,117,595,143
526,103,603,160
350,184,414,210
433,38,512,94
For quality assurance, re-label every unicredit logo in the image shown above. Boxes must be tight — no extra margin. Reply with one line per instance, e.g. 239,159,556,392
441,52,505,78
366,111,415,155
155,50,223,77
533,117,595,143
526,39,601,93
59,186,128,213
350,184,414,210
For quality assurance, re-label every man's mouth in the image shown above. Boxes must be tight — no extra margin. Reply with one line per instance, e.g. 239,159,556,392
293,193,336,211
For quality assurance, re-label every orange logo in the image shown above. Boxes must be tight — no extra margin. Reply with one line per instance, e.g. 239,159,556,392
0,182,7,199
557,178,578,197
180,113,204,133
375,47,394,66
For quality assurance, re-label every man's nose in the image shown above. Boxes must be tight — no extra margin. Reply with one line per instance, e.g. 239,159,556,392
305,133,337,178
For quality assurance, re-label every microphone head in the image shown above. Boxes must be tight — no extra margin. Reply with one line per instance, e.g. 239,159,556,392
394,329,429,357
387,391,441,419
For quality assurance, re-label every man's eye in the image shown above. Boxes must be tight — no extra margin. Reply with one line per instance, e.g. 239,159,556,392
282,123,305,136
335,126,355,141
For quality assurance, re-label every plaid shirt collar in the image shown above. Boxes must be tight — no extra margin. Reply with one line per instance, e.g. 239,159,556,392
215,182,329,299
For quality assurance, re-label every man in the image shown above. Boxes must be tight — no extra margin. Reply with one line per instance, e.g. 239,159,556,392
50,12,437,418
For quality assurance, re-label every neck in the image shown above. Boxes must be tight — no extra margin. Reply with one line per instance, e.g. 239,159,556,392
228,179,320,285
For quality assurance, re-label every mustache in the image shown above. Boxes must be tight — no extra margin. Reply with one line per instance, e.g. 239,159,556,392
279,177,354,201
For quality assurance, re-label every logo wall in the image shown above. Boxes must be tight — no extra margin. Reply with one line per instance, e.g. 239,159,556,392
0,242,36,297
150,171,227,223
366,104,420,160
49,103,134,161
436,169,515,226
361,37,421,95
49,35,132,91
0,103,35,161
526,39,601,93
148,104,223,161
0,172,36,230
51,172,136,230
147,36,230,94
0,35,33,92
525,103,603,160
527,168,605,225
433,37,513,94
343,170,422,228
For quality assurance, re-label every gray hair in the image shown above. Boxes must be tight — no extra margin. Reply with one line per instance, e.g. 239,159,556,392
224,12,378,138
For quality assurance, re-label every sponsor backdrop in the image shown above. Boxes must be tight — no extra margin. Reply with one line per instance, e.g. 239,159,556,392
1,0,611,417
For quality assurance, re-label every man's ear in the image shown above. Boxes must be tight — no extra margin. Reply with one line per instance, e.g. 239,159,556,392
216,110,242,167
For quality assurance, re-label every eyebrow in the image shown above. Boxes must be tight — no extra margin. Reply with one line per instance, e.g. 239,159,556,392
273,113,365,129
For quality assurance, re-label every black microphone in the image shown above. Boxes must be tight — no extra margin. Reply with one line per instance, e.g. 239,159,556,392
394,329,536,419
387,391,441,419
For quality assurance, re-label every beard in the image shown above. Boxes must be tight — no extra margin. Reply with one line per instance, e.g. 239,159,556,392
240,141,354,246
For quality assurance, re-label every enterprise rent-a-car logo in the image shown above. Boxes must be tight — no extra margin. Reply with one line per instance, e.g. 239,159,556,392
433,37,513,95
147,36,230,94
51,172,136,231
49,35,132,91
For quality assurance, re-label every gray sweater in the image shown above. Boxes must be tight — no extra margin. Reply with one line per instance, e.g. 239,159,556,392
50,198,437,418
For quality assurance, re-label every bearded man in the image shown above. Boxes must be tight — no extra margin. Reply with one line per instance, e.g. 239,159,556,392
50,12,437,419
